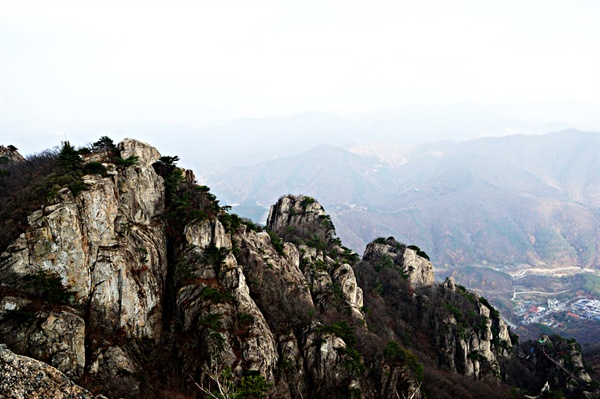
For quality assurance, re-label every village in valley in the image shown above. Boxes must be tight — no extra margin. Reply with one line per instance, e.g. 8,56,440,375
514,296,600,328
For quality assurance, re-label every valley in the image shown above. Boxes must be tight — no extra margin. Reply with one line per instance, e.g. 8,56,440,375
436,263,600,345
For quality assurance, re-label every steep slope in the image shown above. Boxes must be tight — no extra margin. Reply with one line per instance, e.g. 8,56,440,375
0,139,597,399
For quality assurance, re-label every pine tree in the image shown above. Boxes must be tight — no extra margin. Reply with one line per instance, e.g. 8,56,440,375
93,136,117,159
57,141,83,171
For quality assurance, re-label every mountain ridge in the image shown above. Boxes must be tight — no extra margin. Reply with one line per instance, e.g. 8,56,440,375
0,138,597,398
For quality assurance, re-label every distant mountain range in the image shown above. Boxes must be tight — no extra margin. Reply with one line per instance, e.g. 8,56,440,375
205,130,599,270
132,100,593,170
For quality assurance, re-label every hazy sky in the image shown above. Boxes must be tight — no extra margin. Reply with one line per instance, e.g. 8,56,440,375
1,0,599,153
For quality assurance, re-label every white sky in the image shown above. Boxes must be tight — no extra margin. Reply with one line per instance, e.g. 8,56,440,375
1,0,599,151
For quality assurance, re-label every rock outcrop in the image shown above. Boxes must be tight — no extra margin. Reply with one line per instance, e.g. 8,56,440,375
1,139,166,341
358,237,514,382
0,344,103,399
0,145,25,163
267,195,335,244
434,279,511,379
516,334,594,392
174,217,279,382
0,308,86,380
267,195,365,321
0,139,166,391
362,236,434,289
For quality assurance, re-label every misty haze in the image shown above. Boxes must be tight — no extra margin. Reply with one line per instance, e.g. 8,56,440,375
0,1,599,398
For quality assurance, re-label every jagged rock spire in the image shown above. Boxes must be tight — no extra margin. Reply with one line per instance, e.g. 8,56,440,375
363,236,434,289
267,194,337,248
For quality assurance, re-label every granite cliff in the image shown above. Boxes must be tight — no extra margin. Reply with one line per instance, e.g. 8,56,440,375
0,139,596,398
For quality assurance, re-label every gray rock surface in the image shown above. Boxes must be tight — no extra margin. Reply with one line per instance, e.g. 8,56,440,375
362,238,434,289
0,139,166,340
0,344,103,399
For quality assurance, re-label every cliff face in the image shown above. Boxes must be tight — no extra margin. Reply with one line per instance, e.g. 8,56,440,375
354,237,512,383
2,139,165,339
362,237,434,290
433,278,511,379
174,216,279,382
0,139,166,394
266,195,365,321
0,139,596,399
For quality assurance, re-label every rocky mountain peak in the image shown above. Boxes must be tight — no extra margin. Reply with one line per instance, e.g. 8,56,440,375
265,195,364,319
117,138,161,169
0,145,25,163
363,236,434,289
267,194,336,247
